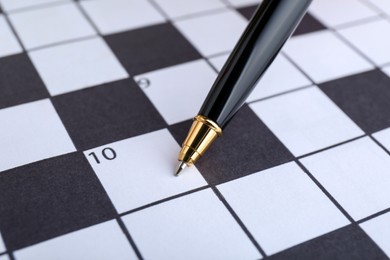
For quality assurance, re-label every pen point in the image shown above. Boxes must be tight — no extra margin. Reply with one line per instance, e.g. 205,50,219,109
175,161,187,176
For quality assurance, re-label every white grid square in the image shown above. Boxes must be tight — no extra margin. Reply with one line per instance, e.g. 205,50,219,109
226,0,260,8
301,137,390,220
383,65,390,77
0,0,70,12
249,54,312,101
283,30,373,83
0,15,22,58
250,87,364,156
8,3,96,50
85,129,207,213
367,0,390,16
0,99,75,172
134,59,217,125
308,0,379,27
218,162,348,255
80,0,165,35
122,189,260,260
154,0,226,19
207,52,229,70
0,256,8,260
29,37,128,96
14,220,137,260
174,9,247,56
338,18,390,66
360,212,390,258
373,126,390,152
0,233,5,253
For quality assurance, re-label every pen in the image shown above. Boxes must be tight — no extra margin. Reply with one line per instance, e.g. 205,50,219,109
175,0,312,175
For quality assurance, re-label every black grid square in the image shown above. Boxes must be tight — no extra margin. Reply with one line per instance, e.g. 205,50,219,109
319,69,390,134
268,225,388,260
169,105,294,185
236,4,258,20
0,53,49,109
105,23,202,75
293,13,327,36
51,79,167,151
0,153,116,250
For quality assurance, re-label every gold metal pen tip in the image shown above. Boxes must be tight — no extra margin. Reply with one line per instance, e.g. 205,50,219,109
175,161,187,176
175,115,222,176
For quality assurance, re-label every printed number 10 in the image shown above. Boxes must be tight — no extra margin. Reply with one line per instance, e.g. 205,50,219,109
88,147,117,164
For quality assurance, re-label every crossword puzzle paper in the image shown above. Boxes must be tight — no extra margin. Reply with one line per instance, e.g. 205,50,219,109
1,0,390,259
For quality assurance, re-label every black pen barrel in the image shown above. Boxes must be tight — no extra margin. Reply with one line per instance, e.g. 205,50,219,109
199,0,312,128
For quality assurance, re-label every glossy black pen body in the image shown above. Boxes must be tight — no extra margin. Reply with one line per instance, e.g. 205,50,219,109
176,0,312,175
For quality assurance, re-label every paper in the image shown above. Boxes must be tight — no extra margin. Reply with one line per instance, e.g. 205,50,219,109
1,0,390,259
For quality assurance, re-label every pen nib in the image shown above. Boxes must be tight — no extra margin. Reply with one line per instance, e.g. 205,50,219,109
175,161,187,176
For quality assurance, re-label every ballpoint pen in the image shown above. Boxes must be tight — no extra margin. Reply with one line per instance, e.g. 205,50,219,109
176,0,313,175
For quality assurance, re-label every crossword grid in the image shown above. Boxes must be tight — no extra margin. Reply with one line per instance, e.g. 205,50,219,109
1,0,390,259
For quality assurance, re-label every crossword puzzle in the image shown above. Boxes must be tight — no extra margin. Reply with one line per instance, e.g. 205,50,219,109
1,0,390,259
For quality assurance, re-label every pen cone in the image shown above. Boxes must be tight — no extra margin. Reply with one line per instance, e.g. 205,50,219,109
175,161,187,176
